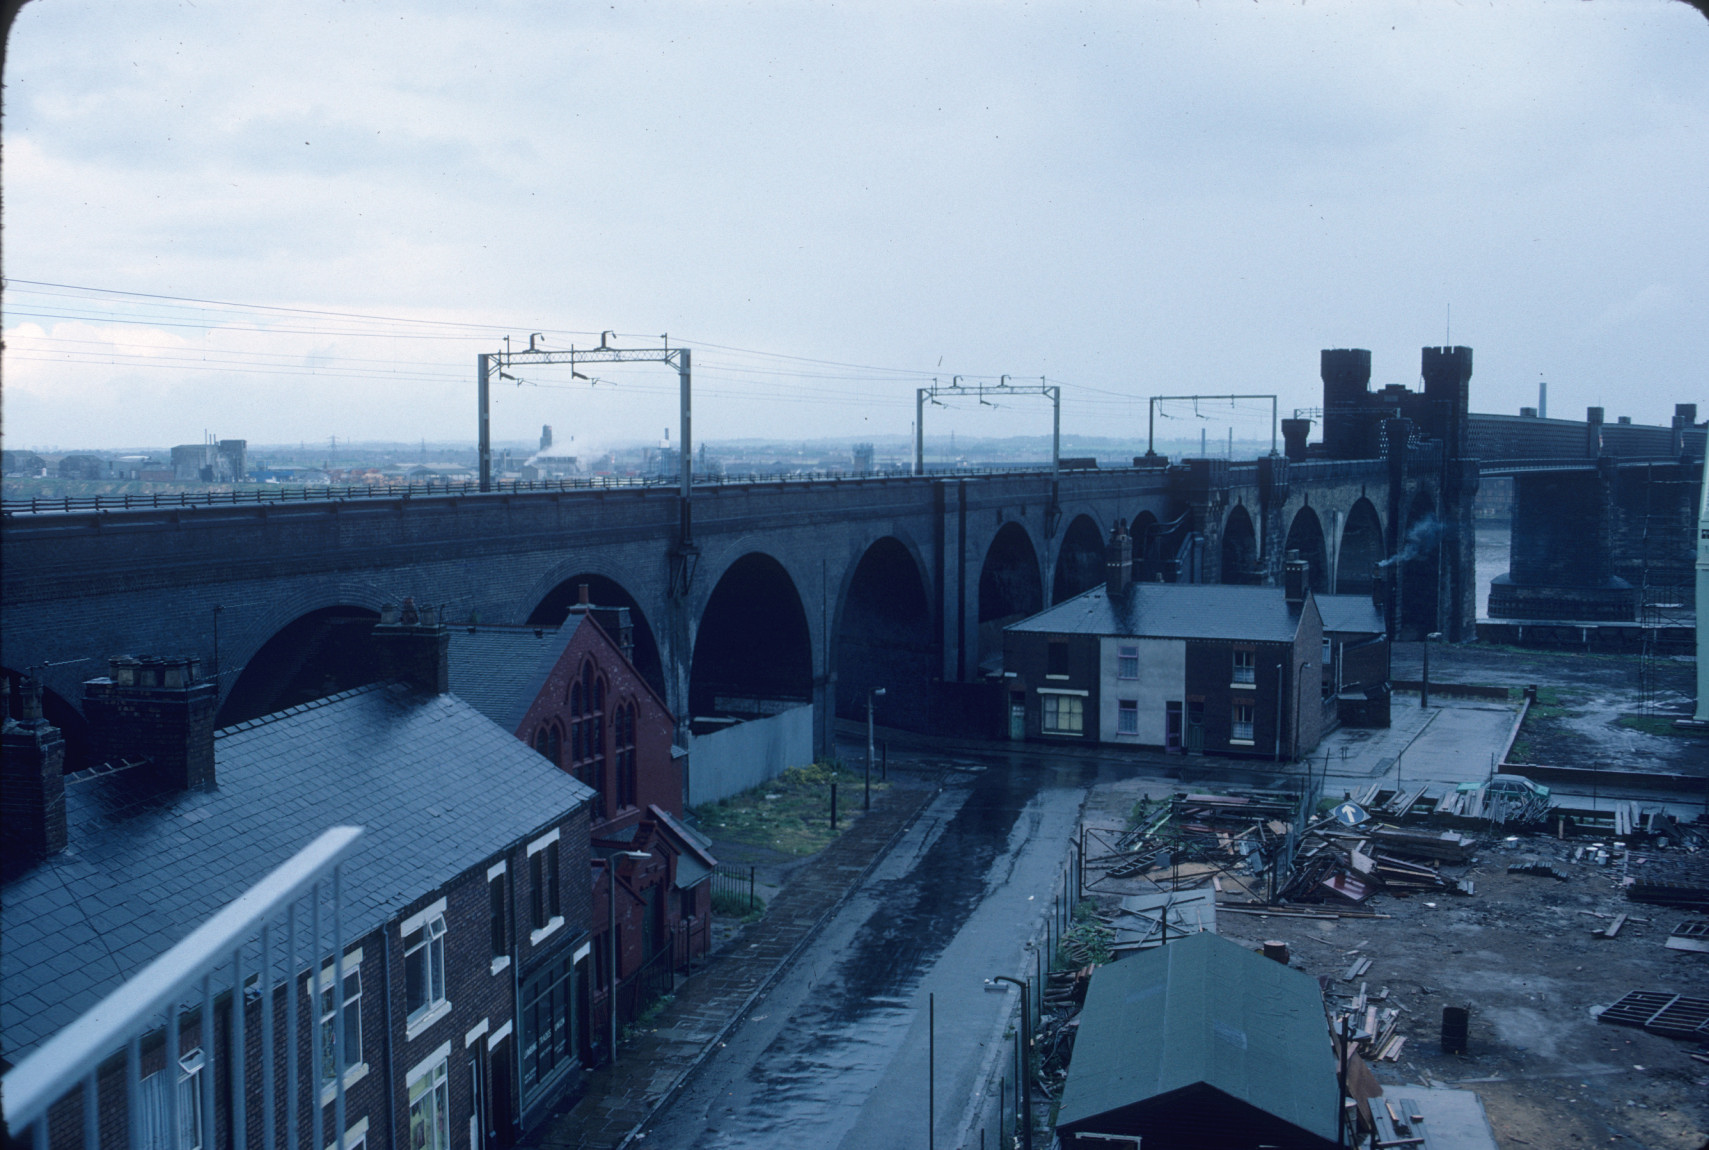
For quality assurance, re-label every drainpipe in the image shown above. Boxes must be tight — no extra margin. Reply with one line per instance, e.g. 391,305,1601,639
382,929,397,1150
1274,662,1284,762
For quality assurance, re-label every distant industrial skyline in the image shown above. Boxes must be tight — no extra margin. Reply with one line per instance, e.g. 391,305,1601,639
4,2,1705,449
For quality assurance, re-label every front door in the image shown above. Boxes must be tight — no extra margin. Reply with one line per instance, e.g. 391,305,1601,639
1186,701,1205,754
468,1053,486,1150
1165,702,1183,752
488,1036,515,1150
1009,692,1026,740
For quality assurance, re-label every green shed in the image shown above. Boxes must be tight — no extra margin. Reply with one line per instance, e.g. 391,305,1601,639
1055,931,1341,1149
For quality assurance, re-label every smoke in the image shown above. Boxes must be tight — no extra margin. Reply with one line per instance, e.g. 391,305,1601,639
1378,515,1443,567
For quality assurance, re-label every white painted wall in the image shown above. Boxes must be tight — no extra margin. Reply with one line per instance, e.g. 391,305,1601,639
1100,637,1185,745
687,703,815,806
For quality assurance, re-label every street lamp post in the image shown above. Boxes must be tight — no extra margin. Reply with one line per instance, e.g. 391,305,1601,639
1421,631,1443,707
988,976,1033,1150
866,687,886,811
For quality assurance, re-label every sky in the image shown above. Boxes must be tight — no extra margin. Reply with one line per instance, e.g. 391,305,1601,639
2,0,1706,455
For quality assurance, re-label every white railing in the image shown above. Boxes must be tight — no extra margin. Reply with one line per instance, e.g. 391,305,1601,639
3,827,364,1150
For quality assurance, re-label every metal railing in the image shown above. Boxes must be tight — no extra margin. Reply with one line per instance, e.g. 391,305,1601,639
1,461,1151,517
2,827,364,1150
710,863,758,914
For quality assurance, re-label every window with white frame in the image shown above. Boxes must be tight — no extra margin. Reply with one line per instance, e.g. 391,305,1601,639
1041,693,1084,734
1232,702,1255,742
1117,646,1139,680
1117,699,1139,734
1232,649,1256,685
138,1049,203,1150
404,914,447,1021
317,964,362,1083
407,1057,450,1150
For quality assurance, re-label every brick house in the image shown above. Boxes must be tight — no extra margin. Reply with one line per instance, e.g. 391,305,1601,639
447,588,713,1054
1003,523,1331,760
1,608,596,1150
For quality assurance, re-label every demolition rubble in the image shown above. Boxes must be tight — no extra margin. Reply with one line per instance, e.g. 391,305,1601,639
1046,780,1709,1148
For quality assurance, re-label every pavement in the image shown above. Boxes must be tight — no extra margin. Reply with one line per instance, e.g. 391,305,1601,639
523,771,940,1150
1318,690,1526,796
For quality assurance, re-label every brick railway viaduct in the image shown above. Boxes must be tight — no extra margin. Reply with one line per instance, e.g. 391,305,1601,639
4,346,1701,764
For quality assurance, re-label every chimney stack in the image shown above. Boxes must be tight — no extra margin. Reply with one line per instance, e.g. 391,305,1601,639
1586,406,1604,457
83,656,218,793
1105,519,1133,599
3,676,69,875
1283,549,1310,606
373,598,450,694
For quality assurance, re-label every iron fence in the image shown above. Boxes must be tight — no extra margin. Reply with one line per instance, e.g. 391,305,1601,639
710,864,758,914
1,827,364,1150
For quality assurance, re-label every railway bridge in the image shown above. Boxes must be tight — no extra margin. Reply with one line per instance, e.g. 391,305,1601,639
3,345,1699,764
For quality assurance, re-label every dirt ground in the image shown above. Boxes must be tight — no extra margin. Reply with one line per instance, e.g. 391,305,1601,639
1080,772,1709,1149
1391,641,1706,777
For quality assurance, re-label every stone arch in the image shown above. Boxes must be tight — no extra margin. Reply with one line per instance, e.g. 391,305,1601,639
1336,498,1385,596
1221,504,1260,585
977,521,1044,674
1051,514,1106,604
689,552,813,722
833,536,934,729
528,573,665,700
218,604,383,726
1283,506,1330,594
1400,488,1442,639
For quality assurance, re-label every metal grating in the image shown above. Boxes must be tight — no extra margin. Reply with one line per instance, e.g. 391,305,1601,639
1600,991,1679,1029
1646,996,1709,1041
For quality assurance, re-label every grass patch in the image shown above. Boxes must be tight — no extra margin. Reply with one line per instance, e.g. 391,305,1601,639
1616,714,1697,737
690,760,888,856
711,887,766,922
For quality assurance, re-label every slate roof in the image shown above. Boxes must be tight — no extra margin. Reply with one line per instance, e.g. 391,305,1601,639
447,624,564,731
1056,931,1339,1146
1316,594,1385,636
1,684,594,1062
1007,583,1314,644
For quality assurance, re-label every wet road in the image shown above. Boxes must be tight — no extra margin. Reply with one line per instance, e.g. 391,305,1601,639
643,747,1102,1149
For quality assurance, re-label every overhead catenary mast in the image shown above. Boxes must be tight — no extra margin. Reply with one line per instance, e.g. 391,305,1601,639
1695,446,1709,722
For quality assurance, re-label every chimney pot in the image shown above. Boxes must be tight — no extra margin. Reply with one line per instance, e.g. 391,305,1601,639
83,656,217,793
578,583,591,606
372,598,451,694
1284,553,1310,605
1105,518,1133,598
2,676,68,875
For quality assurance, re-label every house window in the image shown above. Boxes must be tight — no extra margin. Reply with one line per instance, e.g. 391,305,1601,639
489,871,507,959
1046,641,1069,677
521,949,578,1098
1232,649,1255,685
571,662,609,819
403,914,447,1021
1232,702,1255,742
1041,693,1084,735
317,966,362,1083
614,703,637,810
1117,646,1139,680
1117,700,1139,734
407,1057,450,1150
138,1049,203,1150
529,843,561,931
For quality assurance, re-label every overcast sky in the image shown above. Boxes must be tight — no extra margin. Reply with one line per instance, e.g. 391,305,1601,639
3,0,1705,455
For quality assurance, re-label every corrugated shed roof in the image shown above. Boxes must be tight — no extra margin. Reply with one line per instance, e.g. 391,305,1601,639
0,684,593,1061
1006,583,1311,643
1055,931,1339,1145
1316,594,1385,636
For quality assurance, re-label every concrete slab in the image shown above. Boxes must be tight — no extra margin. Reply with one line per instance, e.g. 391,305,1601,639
1321,694,1523,795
